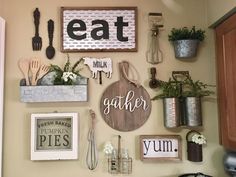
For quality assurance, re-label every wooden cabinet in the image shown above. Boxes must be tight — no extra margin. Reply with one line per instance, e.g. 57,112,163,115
215,13,236,150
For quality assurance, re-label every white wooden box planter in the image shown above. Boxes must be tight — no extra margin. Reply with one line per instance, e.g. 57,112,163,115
20,78,88,103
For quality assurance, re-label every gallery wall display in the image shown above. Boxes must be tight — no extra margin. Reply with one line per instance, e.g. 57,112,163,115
14,6,210,175
61,7,137,52
0,16,5,177
31,112,79,160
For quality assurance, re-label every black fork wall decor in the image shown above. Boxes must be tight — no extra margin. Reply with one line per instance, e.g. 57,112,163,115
32,8,42,51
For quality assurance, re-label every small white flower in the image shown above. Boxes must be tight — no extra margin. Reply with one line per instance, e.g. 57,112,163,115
62,72,77,83
62,73,68,81
192,134,207,145
103,141,114,155
69,73,77,81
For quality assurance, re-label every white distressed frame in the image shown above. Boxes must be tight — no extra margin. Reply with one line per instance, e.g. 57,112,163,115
31,112,79,160
0,17,5,177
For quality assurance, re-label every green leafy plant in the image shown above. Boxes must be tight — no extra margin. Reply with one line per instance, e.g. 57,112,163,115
168,26,205,42
152,75,215,100
152,78,182,100
182,76,214,97
50,56,83,85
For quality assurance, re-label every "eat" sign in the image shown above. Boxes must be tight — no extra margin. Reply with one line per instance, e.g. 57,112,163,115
61,7,137,52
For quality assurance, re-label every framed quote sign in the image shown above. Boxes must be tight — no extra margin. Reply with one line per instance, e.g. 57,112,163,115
31,112,79,160
140,135,182,161
61,7,137,52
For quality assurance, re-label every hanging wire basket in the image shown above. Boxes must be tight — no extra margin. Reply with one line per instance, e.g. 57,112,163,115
108,135,132,174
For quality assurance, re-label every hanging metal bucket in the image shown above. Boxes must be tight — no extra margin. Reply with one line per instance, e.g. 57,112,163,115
173,39,199,58
186,130,203,162
185,97,202,127
163,98,181,128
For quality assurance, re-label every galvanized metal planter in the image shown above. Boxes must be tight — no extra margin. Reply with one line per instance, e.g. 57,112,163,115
20,76,88,102
163,98,181,128
173,39,199,58
184,97,202,127
20,85,88,102
162,97,202,128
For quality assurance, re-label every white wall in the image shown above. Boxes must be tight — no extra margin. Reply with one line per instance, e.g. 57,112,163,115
207,0,236,26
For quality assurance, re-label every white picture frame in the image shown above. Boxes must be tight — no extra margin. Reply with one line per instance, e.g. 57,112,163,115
0,17,5,177
31,112,79,161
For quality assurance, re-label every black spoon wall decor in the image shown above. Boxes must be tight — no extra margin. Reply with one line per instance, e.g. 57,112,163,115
46,19,55,59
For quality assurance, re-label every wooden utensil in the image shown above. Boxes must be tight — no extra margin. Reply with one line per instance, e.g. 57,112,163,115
30,58,41,85
35,64,50,85
18,58,30,86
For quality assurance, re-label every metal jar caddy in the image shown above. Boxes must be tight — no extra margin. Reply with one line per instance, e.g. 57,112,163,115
163,97,202,128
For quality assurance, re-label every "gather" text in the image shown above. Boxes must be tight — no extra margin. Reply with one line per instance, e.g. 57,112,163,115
103,90,149,115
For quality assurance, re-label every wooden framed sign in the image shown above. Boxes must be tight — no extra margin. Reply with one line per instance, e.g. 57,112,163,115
140,135,182,161
61,7,137,52
31,112,79,160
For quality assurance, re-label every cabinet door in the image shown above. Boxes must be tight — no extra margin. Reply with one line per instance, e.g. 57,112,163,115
215,13,236,150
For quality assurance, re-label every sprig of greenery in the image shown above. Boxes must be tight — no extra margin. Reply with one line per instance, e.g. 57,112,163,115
182,77,214,97
152,78,182,100
50,57,83,85
50,64,64,85
168,26,205,41
152,75,215,100
71,58,83,75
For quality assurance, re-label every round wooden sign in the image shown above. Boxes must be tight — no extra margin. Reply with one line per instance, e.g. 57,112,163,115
100,61,152,131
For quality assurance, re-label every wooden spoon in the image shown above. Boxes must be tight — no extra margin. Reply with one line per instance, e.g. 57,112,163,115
18,58,30,86
30,58,41,85
35,64,50,85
